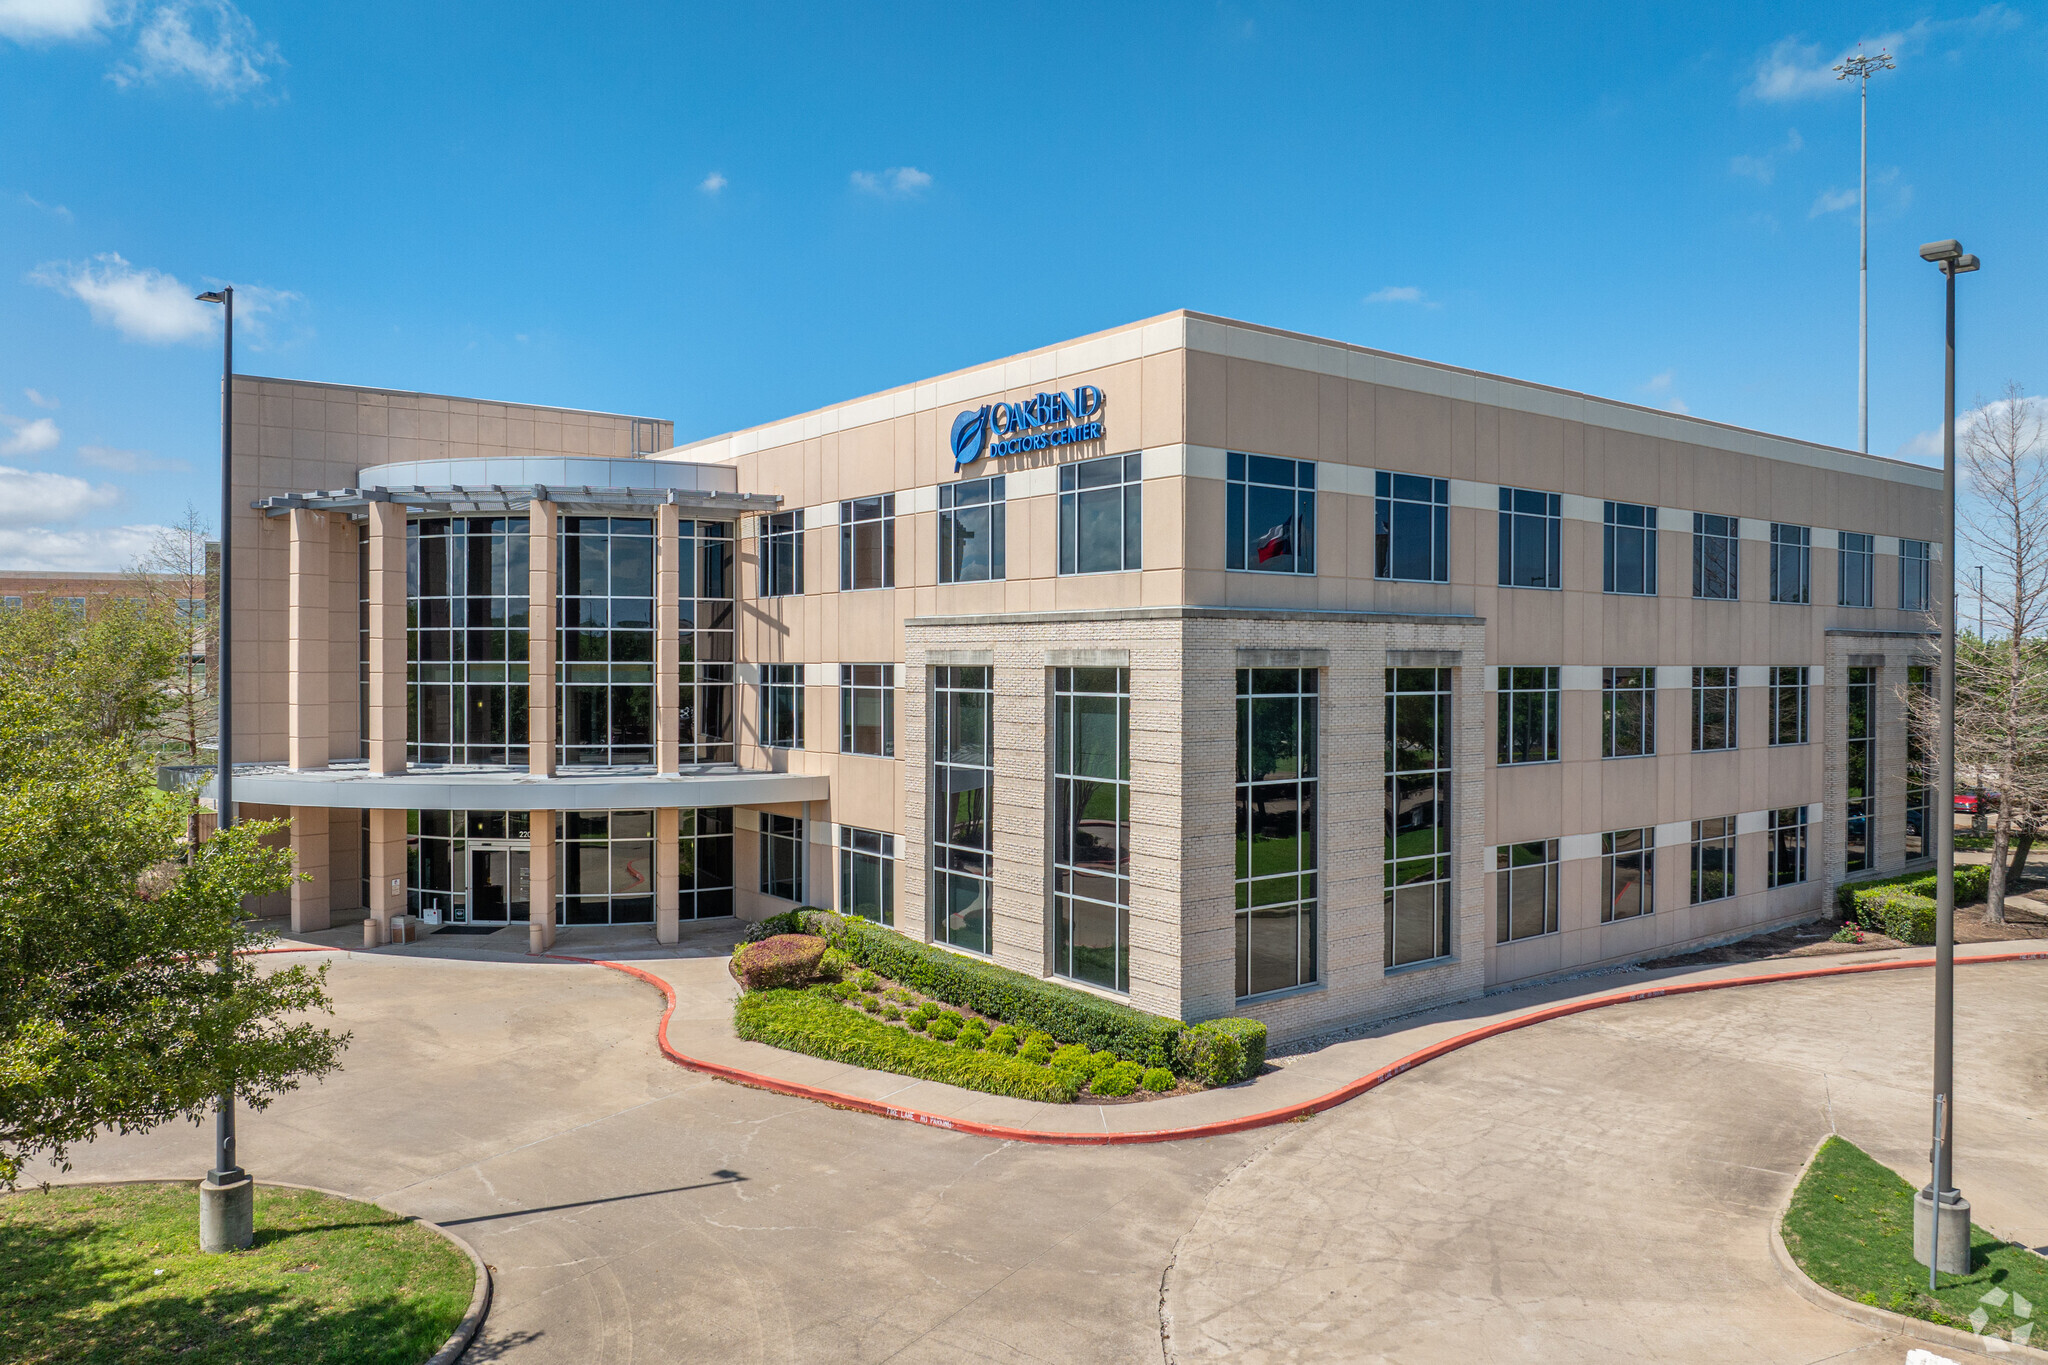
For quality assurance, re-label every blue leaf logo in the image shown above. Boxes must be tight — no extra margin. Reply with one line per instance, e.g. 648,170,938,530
950,406,990,468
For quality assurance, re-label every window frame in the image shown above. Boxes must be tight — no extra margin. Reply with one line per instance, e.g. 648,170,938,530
1374,472,1450,583
1384,666,1453,968
1692,512,1739,600
1900,538,1932,612
838,825,896,926
1769,666,1810,746
1838,531,1875,608
1496,665,1560,765
759,812,804,902
838,663,896,758
758,510,805,598
762,663,805,750
1057,452,1143,576
1691,665,1738,752
1054,666,1134,993
1768,806,1809,887
1495,839,1559,943
838,494,897,592
938,475,1007,584
931,665,995,956
1227,452,1317,575
1769,523,1811,604
1602,501,1659,596
1602,666,1657,759
1497,486,1563,590
1601,827,1654,922
1845,665,1876,873
1236,666,1320,998
1690,816,1736,904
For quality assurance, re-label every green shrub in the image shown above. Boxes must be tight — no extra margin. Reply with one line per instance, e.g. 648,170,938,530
1141,1067,1177,1093
729,934,828,991
816,947,849,981
958,1018,988,1045
856,993,881,1013
1017,1032,1055,1065
1049,1043,1097,1074
823,980,857,1001
1089,1062,1144,1097
855,970,880,993
928,1013,961,1041
880,1003,902,1021
986,1024,1019,1055
905,1011,928,1032
1205,1018,1268,1080
741,910,807,944
810,915,1186,1066
885,987,916,1004
735,989,1081,1104
1860,890,1937,945
1836,864,1992,916
1174,1023,1246,1087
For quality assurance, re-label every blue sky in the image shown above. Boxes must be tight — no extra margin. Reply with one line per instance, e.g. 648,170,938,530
2,1,2043,570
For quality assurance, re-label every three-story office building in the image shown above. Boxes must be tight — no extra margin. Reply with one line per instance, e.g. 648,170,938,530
222,312,1941,1040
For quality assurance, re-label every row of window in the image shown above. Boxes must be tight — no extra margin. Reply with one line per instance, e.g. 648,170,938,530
1495,809,1811,944
760,663,898,755
1497,665,1813,764
751,452,1935,611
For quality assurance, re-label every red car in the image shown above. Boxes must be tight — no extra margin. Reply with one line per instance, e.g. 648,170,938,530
1955,790,2000,815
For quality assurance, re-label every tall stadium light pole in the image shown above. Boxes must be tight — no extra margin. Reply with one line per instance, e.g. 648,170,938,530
194,285,251,1252
1915,239,1978,1277
1836,47,1894,454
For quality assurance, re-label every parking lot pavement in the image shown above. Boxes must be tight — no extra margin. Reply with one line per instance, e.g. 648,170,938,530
38,950,2046,1362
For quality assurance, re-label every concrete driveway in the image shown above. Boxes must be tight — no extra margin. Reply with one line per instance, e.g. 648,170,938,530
38,949,2046,1363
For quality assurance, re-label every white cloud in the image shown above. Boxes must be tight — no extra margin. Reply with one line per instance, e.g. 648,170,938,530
31,252,215,343
1363,286,1441,309
0,464,120,524
1639,370,1689,414
78,443,190,474
1730,128,1803,184
1,415,61,456
1641,370,1675,393
699,171,727,195
0,523,172,572
1898,393,2047,461
220,281,307,350
1810,186,1859,217
109,0,280,97
0,0,108,42
850,166,932,197
1897,426,1943,459
21,192,74,221
23,388,57,409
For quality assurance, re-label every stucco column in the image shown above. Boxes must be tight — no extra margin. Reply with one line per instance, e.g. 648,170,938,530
365,501,407,775
367,807,406,944
655,805,680,944
288,806,330,933
528,808,557,953
656,503,681,774
286,509,330,771
528,502,558,778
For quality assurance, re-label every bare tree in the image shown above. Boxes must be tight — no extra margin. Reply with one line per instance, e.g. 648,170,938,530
1954,382,2048,923
127,505,218,764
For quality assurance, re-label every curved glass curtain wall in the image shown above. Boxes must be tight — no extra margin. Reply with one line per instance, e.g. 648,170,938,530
408,517,530,765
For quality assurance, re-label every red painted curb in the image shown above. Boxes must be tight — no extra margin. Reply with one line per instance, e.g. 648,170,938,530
554,949,2048,1147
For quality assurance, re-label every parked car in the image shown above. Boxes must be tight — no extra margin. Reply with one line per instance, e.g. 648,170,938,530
1955,789,2001,815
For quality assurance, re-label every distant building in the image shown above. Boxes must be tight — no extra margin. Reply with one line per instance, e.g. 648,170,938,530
218,312,1938,1041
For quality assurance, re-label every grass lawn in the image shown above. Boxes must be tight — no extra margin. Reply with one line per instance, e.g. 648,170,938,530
0,1182,473,1365
1783,1136,2044,1348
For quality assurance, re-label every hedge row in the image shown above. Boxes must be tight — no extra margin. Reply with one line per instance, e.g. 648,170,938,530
734,987,1083,1104
802,911,1188,1067
1834,864,1990,916
1843,887,1937,945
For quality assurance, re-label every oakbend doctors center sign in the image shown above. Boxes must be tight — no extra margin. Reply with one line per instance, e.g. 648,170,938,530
949,386,1105,469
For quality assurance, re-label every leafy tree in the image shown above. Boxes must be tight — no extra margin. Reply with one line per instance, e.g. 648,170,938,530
128,505,218,763
0,596,181,744
0,617,347,1187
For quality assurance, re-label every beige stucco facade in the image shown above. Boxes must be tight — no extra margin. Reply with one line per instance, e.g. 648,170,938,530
226,311,1943,1042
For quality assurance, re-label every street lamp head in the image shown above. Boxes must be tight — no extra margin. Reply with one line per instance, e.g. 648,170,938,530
1919,240,1963,264
1953,254,1981,274
195,290,228,304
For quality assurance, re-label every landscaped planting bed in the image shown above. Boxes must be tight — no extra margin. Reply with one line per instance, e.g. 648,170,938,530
727,910,1267,1104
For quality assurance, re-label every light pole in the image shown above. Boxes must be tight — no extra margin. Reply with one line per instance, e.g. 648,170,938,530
1836,47,1894,454
194,285,252,1253
1915,238,1978,1279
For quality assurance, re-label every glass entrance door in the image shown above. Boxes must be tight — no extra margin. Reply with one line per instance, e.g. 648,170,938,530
466,842,531,922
